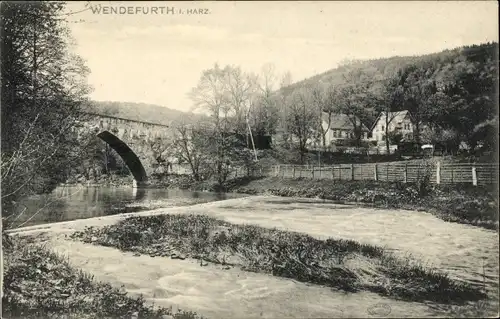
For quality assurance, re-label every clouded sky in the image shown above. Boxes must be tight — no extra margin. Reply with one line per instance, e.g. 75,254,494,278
66,1,498,112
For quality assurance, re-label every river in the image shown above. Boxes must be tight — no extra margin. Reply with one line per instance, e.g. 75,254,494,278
6,186,247,229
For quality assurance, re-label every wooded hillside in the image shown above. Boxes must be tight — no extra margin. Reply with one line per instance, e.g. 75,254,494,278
279,42,498,153
87,101,207,126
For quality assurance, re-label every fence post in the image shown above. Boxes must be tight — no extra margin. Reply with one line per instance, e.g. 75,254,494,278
472,164,477,186
277,165,280,177
436,161,441,185
404,163,408,183
293,165,296,178
332,166,334,180
451,165,454,183
374,163,378,181
351,164,354,181
312,166,315,179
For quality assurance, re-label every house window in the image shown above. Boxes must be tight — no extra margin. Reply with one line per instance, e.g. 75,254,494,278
381,125,385,131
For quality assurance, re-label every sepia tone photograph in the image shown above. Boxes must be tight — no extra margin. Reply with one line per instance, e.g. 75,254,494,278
0,1,498,318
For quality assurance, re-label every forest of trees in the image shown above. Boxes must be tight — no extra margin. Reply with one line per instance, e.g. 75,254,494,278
1,1,497,199
167,43,498,183
278,43,499,154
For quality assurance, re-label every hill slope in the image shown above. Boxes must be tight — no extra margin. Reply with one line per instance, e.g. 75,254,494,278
86,101,206,126
280,42,498,135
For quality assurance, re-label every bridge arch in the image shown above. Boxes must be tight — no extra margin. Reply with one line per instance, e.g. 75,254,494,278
97,130,148,186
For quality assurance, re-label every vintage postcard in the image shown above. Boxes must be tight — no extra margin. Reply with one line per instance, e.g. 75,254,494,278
1,1,499,318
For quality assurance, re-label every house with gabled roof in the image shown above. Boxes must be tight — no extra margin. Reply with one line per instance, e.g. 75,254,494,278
321,112,371,146
371,110,414,144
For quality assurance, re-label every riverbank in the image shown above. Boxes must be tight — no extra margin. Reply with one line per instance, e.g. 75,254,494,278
8,196,498,318
72,214,485,304
190,177,498,231
61,173,195,189
2,235,203,319
61,173,498,231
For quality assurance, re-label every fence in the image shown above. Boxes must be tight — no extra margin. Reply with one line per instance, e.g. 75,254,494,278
269,162,499,186
308,145,398,155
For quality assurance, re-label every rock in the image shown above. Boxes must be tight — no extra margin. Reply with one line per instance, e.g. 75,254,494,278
91,236,98,242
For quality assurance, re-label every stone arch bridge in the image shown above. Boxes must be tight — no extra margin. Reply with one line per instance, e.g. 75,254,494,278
80,112,174,187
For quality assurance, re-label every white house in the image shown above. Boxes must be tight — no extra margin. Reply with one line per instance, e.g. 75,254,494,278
371,110,414,144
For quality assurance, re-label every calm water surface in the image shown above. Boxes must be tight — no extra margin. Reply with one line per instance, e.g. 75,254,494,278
9,186,247,228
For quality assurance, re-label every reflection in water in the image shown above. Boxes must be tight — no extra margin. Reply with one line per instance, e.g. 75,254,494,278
132,187,147,201
10,186,244,228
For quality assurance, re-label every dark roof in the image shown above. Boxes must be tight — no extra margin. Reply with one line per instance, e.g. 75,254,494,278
323,113,369,131
370,110,412,131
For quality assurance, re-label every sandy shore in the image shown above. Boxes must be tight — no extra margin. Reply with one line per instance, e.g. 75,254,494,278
9,195,499,318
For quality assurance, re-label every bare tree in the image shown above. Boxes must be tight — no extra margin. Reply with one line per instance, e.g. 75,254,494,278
277,71,293,146
321,85,339,148
285,89,317,164
309,84,330,148
225,66,258,133
374,74,405,154
171,122,210,181
188,64,248,185
248,63,279,137
146,136,174,175
330,70,374,146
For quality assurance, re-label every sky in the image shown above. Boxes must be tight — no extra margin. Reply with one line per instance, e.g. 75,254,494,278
66,1,498,113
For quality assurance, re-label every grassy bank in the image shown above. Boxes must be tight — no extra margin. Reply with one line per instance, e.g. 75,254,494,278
2,235,203,319
71,214,487,305
222,177,499,231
